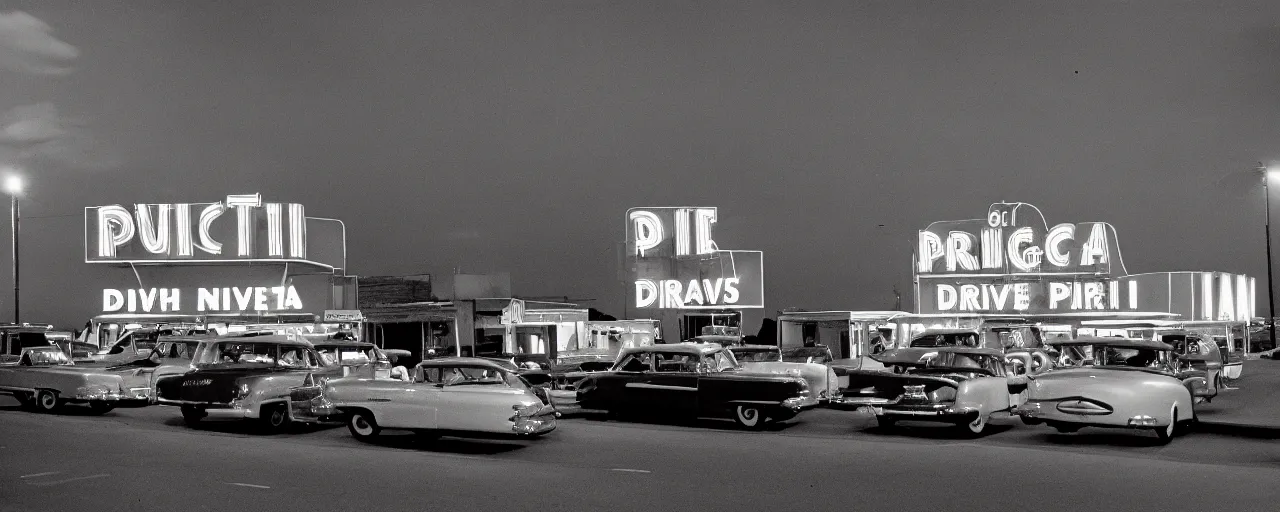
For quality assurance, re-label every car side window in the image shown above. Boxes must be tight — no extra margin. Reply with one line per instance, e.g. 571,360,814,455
616,353,651,372
654,354,697,372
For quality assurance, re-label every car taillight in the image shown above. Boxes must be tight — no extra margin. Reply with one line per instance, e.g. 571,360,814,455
928,387,956,403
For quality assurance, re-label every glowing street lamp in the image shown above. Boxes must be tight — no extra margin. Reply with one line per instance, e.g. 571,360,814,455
2,171,21,324
1264,167,1277,349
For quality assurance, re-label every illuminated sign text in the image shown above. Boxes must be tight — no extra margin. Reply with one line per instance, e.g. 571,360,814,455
102,286,304,314
625,207,764,310
84,193,342,268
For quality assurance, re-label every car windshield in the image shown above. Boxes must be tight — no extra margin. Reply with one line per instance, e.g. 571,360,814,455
782,347,830,363
421,365,522,387
24,349,71,366
315,345,386,366
1091,346,1171,370
912,352,998,375
731,349,779,362
192,342,312,368
910,333,979,348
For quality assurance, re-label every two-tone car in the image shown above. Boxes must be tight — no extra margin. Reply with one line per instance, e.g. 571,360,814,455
88,335,207,403
0,346,150,413
728,344,840,403
575,343,817,429
1015,337,1196,444
837,346,1027,436
288,357,558,441
154,335,341,432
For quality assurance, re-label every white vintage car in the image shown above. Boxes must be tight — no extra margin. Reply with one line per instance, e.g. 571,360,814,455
1015,337,1196,444
288,357,558,441
729,345,840,403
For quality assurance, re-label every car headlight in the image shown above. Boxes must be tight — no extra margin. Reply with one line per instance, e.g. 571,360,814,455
234,383,251,400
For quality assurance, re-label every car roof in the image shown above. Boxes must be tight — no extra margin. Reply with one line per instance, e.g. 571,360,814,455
911,328,980,337
620,343,722,357
197,335,313,347
1048,336,1175,351
728,345,779,351
873,346,1005,364
416,357,512,370
310,340,375,349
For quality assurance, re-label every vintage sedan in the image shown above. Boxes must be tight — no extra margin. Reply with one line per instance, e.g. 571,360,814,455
288,357,558,441
0,346,149,413
154,335,340,432
575,343,817,429
1014,337,1196,444
728,345,840,403
837,347,1027,435
89,335,207,403
516,354,615,391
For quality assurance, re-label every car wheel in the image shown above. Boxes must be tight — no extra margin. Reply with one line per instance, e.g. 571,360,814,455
347,410,381,440
876,415,897,429
960,413,988,436
181,406,205,426
1154,404,1177,444
733,405,765,430
34,390,61,413
87,401,115,415
259,404,290,433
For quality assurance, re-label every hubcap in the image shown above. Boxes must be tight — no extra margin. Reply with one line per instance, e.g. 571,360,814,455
353,415,372,435
40,394,54,408
738,407,759,426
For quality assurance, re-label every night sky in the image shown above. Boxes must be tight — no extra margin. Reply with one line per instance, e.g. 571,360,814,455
2,1,1279,331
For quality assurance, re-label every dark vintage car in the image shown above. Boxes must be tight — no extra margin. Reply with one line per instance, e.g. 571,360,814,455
154,334,341,432
518,355,615,391
837,347,1028,435
574,343,817,429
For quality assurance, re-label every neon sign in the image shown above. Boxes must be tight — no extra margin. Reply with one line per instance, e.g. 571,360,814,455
917,202,1114,275
915,202,1255,320
102,286,304,314
625,207,763,310
85,193,345,269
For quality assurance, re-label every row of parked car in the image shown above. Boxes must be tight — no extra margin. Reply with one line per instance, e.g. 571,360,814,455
0,323,1241,446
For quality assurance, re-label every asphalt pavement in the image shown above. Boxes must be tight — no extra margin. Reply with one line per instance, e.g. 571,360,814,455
1,397,1278,512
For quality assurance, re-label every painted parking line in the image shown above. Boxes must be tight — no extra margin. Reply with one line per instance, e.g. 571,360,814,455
611,468,651,474
19,472,60,479
227,482,271,489
27,474,110,486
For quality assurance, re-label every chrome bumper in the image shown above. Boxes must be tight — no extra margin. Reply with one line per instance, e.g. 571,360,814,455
782,396,820,411
155,398,257,419
511,404,559,435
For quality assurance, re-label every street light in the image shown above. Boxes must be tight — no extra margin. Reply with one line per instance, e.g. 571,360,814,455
1264,167,1277,351
3,172,21,325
